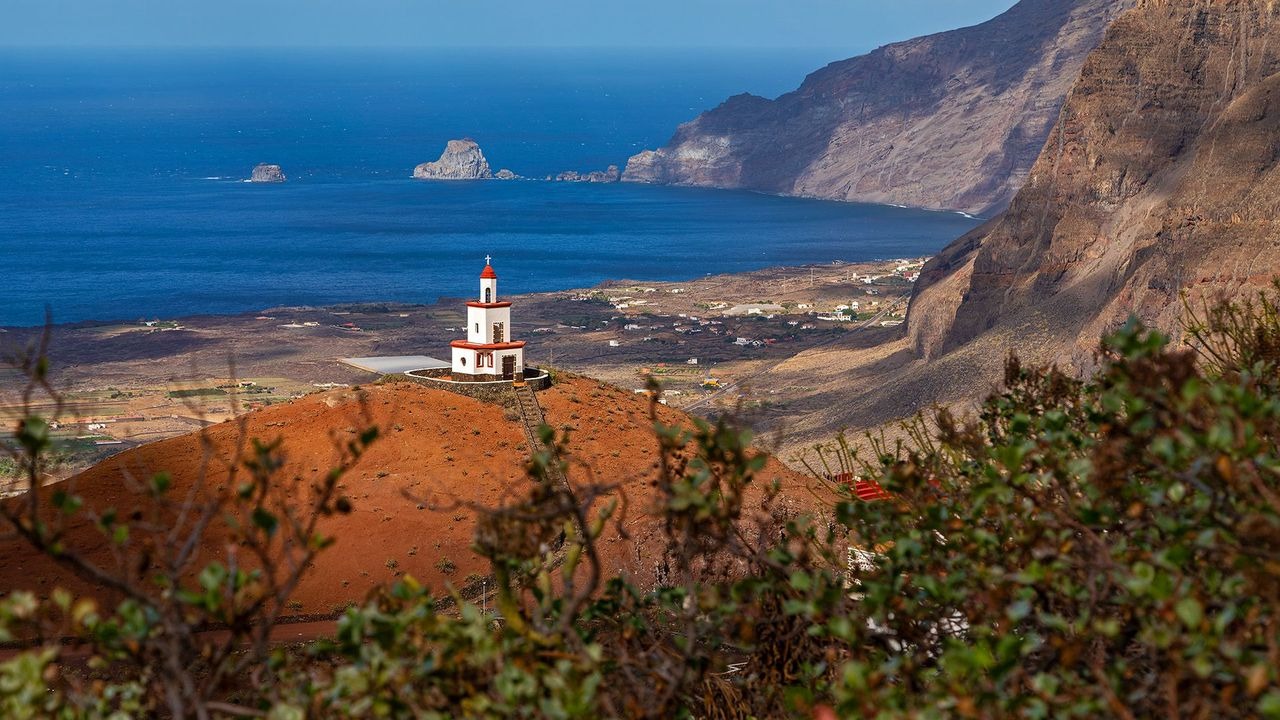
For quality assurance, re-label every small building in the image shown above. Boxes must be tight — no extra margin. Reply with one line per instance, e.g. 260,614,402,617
451,258,526,381
724,303,785,317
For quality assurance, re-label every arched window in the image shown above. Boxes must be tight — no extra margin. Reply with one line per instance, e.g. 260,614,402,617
485,288,492,303
460,356,467,366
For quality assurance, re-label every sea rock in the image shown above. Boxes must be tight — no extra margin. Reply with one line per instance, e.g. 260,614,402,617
623,0,1133,215
413,139,493,180
494,168,520,180
555,165,621,183
249,164,286,183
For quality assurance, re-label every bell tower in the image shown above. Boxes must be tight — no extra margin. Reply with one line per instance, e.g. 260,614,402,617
480,254,497,304
451,256,526,382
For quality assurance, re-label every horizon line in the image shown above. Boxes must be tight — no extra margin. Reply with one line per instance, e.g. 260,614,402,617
0,43,858,52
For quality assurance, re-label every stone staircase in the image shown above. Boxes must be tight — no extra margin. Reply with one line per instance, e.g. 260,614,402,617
511,382,568,487
512,383,544,447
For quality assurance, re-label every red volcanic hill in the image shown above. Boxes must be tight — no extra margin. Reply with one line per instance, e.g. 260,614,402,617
0,376,814,615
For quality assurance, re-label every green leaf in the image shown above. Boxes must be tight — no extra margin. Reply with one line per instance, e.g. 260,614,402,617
268,704,307,720
252,508,279,537
16,416,51,453
1175,598,1203,629
1007,600,1031,622
149,472,172,495
51,490,81,514
198,563,227,593
1127,562,1156,594
1259,690,1280,719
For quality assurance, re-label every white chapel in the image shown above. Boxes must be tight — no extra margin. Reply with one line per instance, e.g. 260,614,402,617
450,257,526,382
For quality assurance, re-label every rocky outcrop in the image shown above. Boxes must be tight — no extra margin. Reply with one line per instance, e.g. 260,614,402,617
413,139,493,180
249,164,286,183
494,169,521,180
554,165,621,183
908,0,1280,366
624,0,1132,215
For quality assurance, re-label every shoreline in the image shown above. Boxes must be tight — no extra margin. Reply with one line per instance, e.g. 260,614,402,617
0,258,925,333
0,180,980,330
0,258,928,474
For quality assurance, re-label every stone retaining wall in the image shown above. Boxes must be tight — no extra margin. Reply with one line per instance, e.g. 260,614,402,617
398,367,551,405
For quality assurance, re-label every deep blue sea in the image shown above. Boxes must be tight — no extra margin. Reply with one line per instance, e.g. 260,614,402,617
0,49,981,327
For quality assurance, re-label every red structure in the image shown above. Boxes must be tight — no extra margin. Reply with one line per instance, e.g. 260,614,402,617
829,472,892,502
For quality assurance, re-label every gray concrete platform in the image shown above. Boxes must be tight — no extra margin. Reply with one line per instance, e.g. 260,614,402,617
339,355,450,375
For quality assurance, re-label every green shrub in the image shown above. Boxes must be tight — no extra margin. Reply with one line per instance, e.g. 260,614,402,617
4,290,1280,717
166,387,227,399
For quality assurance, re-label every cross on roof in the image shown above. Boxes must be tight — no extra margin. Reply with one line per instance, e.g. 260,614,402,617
485,254,492,265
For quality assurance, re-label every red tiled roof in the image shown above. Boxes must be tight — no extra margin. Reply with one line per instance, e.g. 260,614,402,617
480,263,497,279
829,472,893,502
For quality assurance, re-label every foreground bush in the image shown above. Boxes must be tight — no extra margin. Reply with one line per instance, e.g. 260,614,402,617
3,290,1280,718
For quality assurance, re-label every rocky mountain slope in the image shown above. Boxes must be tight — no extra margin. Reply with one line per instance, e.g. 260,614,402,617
909,0,1280,366
0,377,811,611
716,0,1280,453
623,0,1133,215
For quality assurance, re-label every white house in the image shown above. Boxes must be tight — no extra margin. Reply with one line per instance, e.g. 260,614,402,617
451,257,526,382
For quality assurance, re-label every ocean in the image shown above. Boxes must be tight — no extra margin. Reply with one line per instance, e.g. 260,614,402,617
0,48,981,327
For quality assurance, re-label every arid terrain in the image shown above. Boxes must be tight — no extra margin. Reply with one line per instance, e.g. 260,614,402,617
911,0,1280,368
0,375,814,615
0,258,926,482
9,0,1279,548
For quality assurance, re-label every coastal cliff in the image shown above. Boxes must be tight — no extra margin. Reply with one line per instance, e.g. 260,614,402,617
909,0,1280,365
623,0,1132,215
413,139,493,180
